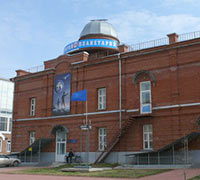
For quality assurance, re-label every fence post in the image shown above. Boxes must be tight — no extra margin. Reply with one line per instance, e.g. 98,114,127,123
38,140,41,163
172,144,175,164
158,152,160,164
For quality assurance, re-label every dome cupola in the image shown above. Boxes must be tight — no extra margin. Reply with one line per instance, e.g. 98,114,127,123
64,19,119,54
80,19,118,40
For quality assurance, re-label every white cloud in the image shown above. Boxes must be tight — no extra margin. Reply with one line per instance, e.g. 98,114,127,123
109,10,200,44
162,0,200,6
0,15,32,45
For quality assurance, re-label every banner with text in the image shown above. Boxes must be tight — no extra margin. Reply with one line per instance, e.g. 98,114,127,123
64,39,118,54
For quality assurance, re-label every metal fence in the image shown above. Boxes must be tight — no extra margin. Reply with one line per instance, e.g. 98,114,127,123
25,65,44,73
127,30,200,53
179,31,200,42
128,37,169,52
126,155,190,165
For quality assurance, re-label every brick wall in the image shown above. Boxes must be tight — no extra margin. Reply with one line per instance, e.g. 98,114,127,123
12,38,200,154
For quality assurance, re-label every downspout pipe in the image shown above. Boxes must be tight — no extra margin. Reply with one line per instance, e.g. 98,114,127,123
118,53,122,131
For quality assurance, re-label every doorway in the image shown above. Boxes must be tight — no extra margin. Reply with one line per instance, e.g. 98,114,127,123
56,130,66,162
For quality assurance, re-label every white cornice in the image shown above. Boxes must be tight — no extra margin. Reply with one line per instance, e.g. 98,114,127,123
14,102,200,122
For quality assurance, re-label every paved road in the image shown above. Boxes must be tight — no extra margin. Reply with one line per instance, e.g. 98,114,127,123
0,174,128,180
1,167,200,180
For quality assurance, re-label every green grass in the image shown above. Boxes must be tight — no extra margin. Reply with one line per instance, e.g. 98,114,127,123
6,164,170,178
190,175,200,180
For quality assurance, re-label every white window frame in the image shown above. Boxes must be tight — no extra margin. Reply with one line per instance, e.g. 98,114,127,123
140,81,152,114
30,98,36,116
30,131,35,145
6,141,11,152
143,124,153,150
0,117,8,132
98,128,106,151
0,140,2,152
98,88,106,110
8,118,12,132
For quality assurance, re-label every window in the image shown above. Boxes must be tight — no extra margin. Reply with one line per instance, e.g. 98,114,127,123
0,80,14,113
143,124,153,150
30,131,35,145
140,81,151,114
98,128,106,151
98,88,106,110
9,118,12,132
30,98,36,116
7,141,11,152
0,140,2,152
0,117,8,131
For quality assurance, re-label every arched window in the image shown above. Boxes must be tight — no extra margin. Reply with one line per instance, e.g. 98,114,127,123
140,81,152,114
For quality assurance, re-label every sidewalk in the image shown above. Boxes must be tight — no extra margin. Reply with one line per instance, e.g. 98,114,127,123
140,169,200,180
0,166,38,173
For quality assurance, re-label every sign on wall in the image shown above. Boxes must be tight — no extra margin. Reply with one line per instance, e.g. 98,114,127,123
67,139,77,144
64,38,118,54
53,73,71,116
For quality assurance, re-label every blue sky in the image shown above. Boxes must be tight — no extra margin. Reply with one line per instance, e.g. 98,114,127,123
1,0,200,79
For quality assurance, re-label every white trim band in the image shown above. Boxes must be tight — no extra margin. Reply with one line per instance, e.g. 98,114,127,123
126,109,139,113
15,102,200,122
15,110,124,122
152,102,200,110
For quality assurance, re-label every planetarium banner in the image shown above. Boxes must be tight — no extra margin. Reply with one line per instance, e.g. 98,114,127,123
64,39,118,54
53,73,71,116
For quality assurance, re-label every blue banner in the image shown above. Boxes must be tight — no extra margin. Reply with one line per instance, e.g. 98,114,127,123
71,89,87,102
64,39,118,54
53,73,71,116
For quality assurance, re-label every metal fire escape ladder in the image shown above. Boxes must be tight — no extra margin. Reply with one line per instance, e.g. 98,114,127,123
94,117,135,164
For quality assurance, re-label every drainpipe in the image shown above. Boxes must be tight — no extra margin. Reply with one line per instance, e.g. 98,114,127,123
118,54,122,131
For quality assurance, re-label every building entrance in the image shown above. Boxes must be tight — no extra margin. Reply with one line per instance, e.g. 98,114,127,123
56,130,66,162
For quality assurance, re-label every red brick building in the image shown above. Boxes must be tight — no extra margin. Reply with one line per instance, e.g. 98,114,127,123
11,20,200,165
